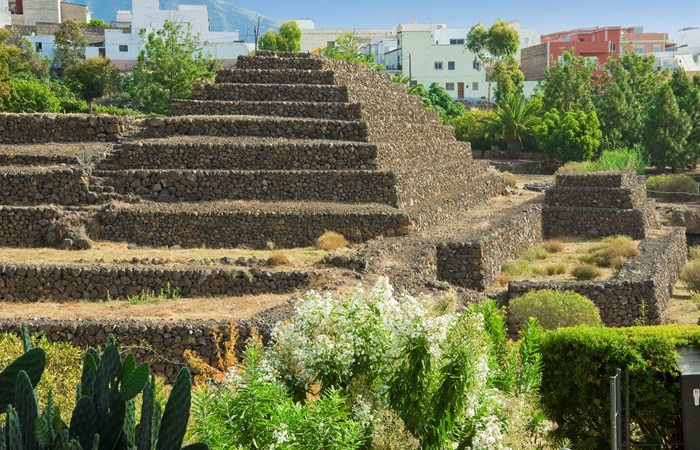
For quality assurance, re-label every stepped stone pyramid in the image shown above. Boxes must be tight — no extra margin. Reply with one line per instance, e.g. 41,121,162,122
543,171,657,239
0,51,505,253
91,51,505,248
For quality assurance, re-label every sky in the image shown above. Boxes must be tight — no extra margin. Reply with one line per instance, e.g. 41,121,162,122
227,0,700,36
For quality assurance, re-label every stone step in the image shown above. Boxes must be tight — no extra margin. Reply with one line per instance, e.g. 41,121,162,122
192,83,347,102
254,50,313,58
171,100,361,120
94,169,398,205
143,115,368,142
0,263,317,301
101,137,379,171
235,55,323,70
0,166,95,206
215,69,335,85
95,201,413,249
545,187,645,209
543,206,648,239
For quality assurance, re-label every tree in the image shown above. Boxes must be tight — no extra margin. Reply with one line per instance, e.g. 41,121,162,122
130,20,218,115
53,19,88,70
483,93,541,158
1,75,61,112
467,19,520,105
491,55,524,102
449,109,494,156
424,82,465,122
321,32,378,67
540,51,595,113
84,19,108,27
537,108,603,162
670,69,700,164
64,56,118,113
0,28,50,83
596,53,664,149
258,20,302,52
644,84,691,171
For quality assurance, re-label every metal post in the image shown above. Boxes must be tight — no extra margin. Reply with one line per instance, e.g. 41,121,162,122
625,369,630,450
611,373,618,450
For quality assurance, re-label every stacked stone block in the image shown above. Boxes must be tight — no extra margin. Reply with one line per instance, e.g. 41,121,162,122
543,171,657,239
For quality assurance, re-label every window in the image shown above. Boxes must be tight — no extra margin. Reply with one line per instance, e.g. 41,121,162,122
434,61,443,70
98,48,106,57
610,42,617,51
472,60,481,70
119,45,128,52
653,44,661,52
35,42,42,52
472,82,479,91
410,80,418,86
449,38,465,45
635,45,645,54
523,37,531,45
445,82,455,91
448,61,455,70
327,41,335,48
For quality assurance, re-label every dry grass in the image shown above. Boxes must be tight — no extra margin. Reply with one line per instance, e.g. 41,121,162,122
316,231,349,251
0,242,329,267
571,264,602,280
495,273,510,287
665,281,700,325
542,240,565,253
502,171,519,187
581,235,640,269
267,251,292,267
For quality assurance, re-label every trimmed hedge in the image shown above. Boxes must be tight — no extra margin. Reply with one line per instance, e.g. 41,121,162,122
508,289,602,333
539,325,700,449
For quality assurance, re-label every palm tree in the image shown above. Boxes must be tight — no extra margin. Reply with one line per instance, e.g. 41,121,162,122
483,93,541,158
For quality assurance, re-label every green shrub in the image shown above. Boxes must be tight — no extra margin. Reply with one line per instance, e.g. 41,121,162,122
571,264,602,280
508,289,602,333
554,161,584,174
690,246,700,261
521,246,548,261
578,146,648,174
1,76,60,112
536,108,603,162
681,260,700,293
502,259,529,276
92,104,141,116
542,240,565,253
540,325,700,448
449,109,492,150
646,174,697,194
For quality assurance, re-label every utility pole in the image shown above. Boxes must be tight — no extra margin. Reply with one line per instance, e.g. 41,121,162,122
254,16,260,53
408,53,412,80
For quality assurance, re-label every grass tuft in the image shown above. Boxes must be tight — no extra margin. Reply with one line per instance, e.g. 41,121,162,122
316,231,349,251
571,264,602,280
542,240,565,253
502,171,519,187
545,263,567,276
267,251,292,267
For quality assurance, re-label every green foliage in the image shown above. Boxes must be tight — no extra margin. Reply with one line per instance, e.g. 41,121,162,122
544,264,567,276
127,283,181,305
83,19,108,28
258,20,302,52
491,55,524,102
484,93,541,157
320,32,378,67
53,19,88,70
670,69,700,164
596,53,665,149
540,51,595,113
539,325,700,448
646,173,698,195
644,84,692,170
578,146,648,173
0,29,51,86
449,109,493,150
64,57,118,113
467,20,520,103
536,108,602,162
131,21,218,115
1,76,61,112
508,290,602,333
424,82,465,122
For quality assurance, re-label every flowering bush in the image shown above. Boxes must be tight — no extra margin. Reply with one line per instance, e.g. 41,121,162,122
191,278,555,449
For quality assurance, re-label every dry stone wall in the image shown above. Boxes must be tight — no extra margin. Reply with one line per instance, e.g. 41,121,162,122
98,169,398,205
437,204,543,290
192,83,348,103
171,100,362,121
0,264,317,301
508,227,687,326
96,204,412,249
0,167,94,206
0,114,131,144
215,68,336,85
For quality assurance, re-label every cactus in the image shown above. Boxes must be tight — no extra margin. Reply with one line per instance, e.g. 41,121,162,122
0,347,46,412
1,328,207,450
14,371,38,450
155,368,192,450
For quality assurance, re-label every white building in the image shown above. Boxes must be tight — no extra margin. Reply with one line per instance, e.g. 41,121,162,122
651,27,700,75
379,20,539,101
24,0,248,70
294,18,389,53
0,0,10,28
